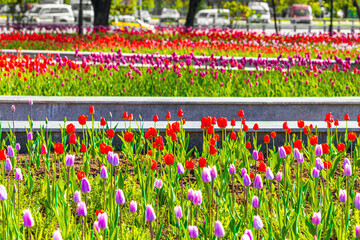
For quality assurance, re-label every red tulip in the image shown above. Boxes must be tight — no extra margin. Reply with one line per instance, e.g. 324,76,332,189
210,145,217,155
264,135,270,143
242,124,249,132
124,132,134,142
151,160,157,170
344,114,350,121
258,162,266,172
164,154,174,165
106,129,115,139
334,119,339,126
96,210,104,217
217,117,228,129
77,171,85,181
357,113,360,123
297,120,304,128
348,131,357,141
206,125,214,135
78,115,88,125
282,122,288,131
128,114,133,121
105,145,112,154
100,143,107,154
177,109,183,117
153,136,164,150
309,136,318,146
258,152,264,161
294,140,302,150
172,122,180,133
324,161,331,169
337,143,345,152
253,123,259,131
80,144,87,153
0,149,6,161
250,172,255,179
270,131,276,138
230,119,236,127
322,143,330,154
166,111,171,120
148,150,153,156
69,133,77,145
324,112,333,123
89,106,95,115
238,109,244,118
199,157,206,168
230,131,237,140
171,132,177,141
54,142,64,155
185,160,194,170
66,123,75,134
100,117,107,126
246,141,251,149
284,145,292,154
153,114,159,122
304,126,311,135
122,111,128,120
214,134,220,142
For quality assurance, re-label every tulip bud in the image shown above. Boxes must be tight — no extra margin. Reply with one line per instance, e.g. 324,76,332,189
16,143,21,151
278,146,287,159
276,172,283,181
23,209,34,228
112,153,119,166
254,174,263,189
210,165,217,179
129,200,137,213
253,215,263,229
214,220,225,237
5,158,12,171
93,221,100,233
252,196,259,208
107,152,114,165
7,146,14,158
339,189,347,203
145,204,156,222
100,166,108,179
15,168,23,181
177,163,185,175
241,229,253,240
315,158,324,170
187,189,194,201
266,167,274,180
243,174,251,186
312,168,320,178
202,167,211,183
73,191,81,203
11,105,15,113
65,154,75,167
344,163,352,177
344,158,351,166
174,206,183,219
97,212,108,229
228,164,236,175
241,168,247,177
298,153,304,163
355,193,360,209
77,201,87,217
27,132,33,141
81,178,91,193
193,190,202,205
155,179,163,189
356,225,360,238
312,211,321,225
294,148,301,160
188,225,199,238
252,150,258,160
115,189,125,205
315,144,323,157
0,185,7,201
53,230,63,240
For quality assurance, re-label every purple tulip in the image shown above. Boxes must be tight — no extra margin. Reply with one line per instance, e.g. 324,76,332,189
312,211,321,225
65,154,75,167
266,167,274,180
210,165,217,179
202,167,211,183
316,158,324,170
0,185,7,201
177,163,185,175
241,168,247,177
294,148,301,160
155,179,163,189
193,190,202,205
356,225,360,238
100,166,108,179
7,146,14,158
243,173,251,186
228,164,236,175
252,150,258,160
15,168,23,181
312,168,319,178
253,215,263,229
214,220,225,237
344,158,351,167
98,212,108,229
73,191,81,203
27,132,33,141
241,229,253,240
16,143,21,151
115,189,125,205
298,153,304,163
112,153,119,166
188,189,194,201
315,144,323,157
254,174,263,189
5,158,12,171
93,221,100,233
145,204,156,222
129,200,137,213
252,196,259,208
29,99,33,106
188,225,199,238
23,209,34,228
53,230,63,240
339,189,347,203
77,201,87,217
278,146,287,159
344,163,352,177
276,172,283,182
81,178,91,193
174,206,183,219
107,152,114,165
355,193,360,209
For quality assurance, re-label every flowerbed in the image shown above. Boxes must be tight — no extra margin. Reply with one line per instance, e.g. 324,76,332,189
0,105,360,239
1,27,360,59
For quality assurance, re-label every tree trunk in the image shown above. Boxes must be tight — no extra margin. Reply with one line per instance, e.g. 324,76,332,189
353,0,360,21
185,0,201,28
91,0,112,27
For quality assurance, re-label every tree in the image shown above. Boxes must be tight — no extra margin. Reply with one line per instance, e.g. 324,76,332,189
185,0,201,27
91,0,112,26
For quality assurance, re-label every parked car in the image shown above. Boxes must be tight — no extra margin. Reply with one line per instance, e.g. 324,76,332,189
71,0,94,24
110,15,155,32
195,9,230,27
160,8,179,23
23,4,75,24
248,1,271,23
134,10,151,23
290,4,313,24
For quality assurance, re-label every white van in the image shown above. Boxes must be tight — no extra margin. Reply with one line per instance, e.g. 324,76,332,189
248,2,271,23
195,9,230,27
71,0,94,24
24,4,75,24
